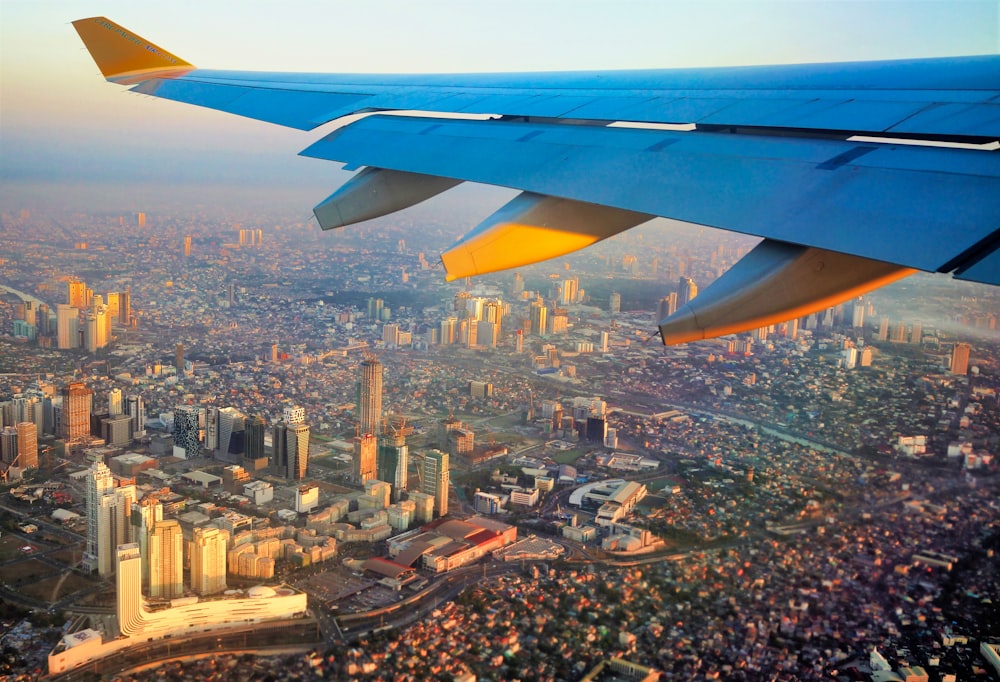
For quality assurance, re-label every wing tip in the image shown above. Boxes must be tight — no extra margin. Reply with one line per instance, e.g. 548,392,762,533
73,16,194,83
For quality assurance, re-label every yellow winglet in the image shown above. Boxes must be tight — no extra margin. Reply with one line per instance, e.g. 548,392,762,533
72,16,194,84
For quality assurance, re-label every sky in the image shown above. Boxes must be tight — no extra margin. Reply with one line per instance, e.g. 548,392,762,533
1,0,998,211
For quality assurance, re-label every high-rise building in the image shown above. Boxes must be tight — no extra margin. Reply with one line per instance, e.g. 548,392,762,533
15,422,37,469
561,277,579,305
421,449,450,518
204,407,219,452
0,427,17,464
108,388,123,416
244,415,267,471
190,526,229,595
101,414,132,447
382,323,399,347
851,297,866,328
782,318,799,340
84,312,98,353
876,316,889,341
439,317,457,345
477,320,498,348
67,279,87,309
657,293,678,322
609,292,621,315
84,458,135,576
126,395,146,438
149,519,183,599
679,277,698,306
357,355,383,437
286,422,310,480
271,422,287,476
183,235,192,257
36,303,50,337
377,434,408,500
354,432,377,484
889,321,907,343
950,342,971,375
119,288,131,326
105,291,120,323
530,301,547,336
483,299,504,332
272,419,310,480
174,343,184,374
214,407,246,461
56,304,78,349
85,459,115,574
131,497,162,586
172,406,204,459
61,382,92,443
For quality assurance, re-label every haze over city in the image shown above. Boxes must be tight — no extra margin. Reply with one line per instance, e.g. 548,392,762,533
1,1,999,681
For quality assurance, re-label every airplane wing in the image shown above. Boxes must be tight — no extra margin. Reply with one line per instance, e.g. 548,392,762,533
73,16,1000,344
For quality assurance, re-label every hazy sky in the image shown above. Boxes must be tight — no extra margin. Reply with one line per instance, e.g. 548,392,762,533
1,0,998,207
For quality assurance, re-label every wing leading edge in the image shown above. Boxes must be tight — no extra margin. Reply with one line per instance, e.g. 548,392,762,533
72,16,1000,344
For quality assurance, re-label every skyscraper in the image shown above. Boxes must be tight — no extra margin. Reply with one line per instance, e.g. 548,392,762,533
148,519,183,599
214,407,246,461
271,422,287,476
530,301,547,336
174,343,184,374
108,388,123,416
126,394,145,438
877,316,889,341
61,382,92,443
272,419,310,480
608,292,621,315
561,277,579,305
56,304,78,350
286,422,310,480
354,433,377,484
679,277,698,306
15,422,37,469
131,497,162,587
439,317,457,345
119,288,131,326
357,355,383,437
172,406,204,459
85,458,135,576
190,526,229,595
244,415,267,471
950,342,971,375
67,279,87,309
85,459,114,574
851,297,866,328
657,293,678,322
377,434,408,501
422,449,450,518
483,299,504,333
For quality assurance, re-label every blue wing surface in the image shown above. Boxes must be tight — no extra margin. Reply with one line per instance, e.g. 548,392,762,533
73,16,1000,313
